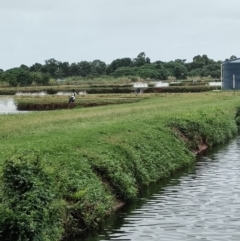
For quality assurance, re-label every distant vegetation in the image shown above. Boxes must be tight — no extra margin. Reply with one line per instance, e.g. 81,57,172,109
0,53,238,87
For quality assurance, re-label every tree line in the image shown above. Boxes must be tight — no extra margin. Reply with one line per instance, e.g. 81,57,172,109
0,53,237,87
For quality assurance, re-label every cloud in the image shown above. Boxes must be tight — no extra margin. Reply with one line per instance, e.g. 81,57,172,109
0,0,240,70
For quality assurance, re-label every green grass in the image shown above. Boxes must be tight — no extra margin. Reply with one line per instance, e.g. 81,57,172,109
0,91,239,240
13,93,147,105
0,80,134,94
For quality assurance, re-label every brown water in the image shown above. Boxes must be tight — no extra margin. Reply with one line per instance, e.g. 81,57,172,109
78,137,240,241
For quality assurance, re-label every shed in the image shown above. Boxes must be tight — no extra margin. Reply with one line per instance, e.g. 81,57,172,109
222,58,240,90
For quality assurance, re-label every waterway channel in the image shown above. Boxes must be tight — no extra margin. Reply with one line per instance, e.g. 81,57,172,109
78,137,240,241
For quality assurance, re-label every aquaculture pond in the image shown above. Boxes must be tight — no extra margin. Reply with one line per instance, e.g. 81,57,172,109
77,137,240,241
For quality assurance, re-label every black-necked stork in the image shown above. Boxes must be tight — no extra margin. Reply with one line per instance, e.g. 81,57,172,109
68,89,78,108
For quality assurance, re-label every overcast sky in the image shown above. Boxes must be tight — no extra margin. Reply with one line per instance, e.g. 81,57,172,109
0,0,239,70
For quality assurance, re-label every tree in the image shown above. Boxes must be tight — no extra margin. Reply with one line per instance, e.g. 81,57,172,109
29,63,43,72
173,64,188,79
210,70,221,79
69,63,79,76
78,61,92,77
188,68,201,77
201,63,221,77
91,60,106,76
175,59,186,64
133,52,151,67
30,72,50,85
111,66,135,77
107,58,132,74
4,68,32,86
54,68,64,79
3,72,18,86
58,62,70,77
16,69,32,86
111,63,169,80
44,58,60,77
154,64,170,80
192,54,213,69
20,64,29,71
138,64,169,80
230,55,237,60
0,69,3,82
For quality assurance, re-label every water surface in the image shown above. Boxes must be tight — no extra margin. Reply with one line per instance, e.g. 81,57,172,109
80,137,240,241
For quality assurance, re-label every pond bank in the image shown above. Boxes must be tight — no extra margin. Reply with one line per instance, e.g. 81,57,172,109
16,101,133,110
0,93,239,241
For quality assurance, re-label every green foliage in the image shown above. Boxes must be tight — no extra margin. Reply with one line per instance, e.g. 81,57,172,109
144,86,220,93
107,58,132,74
173,64,188,79
162,60,187,79
111,64,169,80
0,153,63,241
88,153,138,200
29,63,43,72
0,71,3,83
54,69,64,79
2,68,32,86
1,90,240,239
78,61,92,77
43,58,60,77
0,53,227,86
30,72,50,85
91,60,106,77
169,108,237,149
133,52,151,67
234,106,240,129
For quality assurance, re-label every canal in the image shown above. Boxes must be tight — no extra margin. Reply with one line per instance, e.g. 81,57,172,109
79,137,240,241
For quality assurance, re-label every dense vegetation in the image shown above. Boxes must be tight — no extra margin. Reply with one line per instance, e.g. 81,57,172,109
0,53,238,87
0,92,240,240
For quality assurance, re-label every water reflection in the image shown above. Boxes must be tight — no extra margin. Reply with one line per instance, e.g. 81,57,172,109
79,138,240,241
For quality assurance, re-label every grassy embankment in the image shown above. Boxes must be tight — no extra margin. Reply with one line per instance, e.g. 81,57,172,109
0,92,239,241
13,93,147,110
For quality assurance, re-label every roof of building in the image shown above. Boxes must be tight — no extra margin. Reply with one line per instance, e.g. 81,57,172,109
224,58,240,64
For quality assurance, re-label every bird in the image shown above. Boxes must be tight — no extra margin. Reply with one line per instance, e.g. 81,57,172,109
68,89,78,108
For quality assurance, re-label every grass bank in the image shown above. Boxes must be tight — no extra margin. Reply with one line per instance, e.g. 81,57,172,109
0,92,239,240
14,93,146,110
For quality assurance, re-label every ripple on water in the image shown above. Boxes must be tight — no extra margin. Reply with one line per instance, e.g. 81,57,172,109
80,137,240,241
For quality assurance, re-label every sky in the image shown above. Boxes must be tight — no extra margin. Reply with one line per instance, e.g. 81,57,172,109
0,0,239,70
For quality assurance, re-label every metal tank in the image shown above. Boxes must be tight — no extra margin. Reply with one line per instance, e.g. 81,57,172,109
222,58,240,90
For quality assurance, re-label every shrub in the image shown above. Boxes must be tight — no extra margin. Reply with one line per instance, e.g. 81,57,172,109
0,153,63,241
